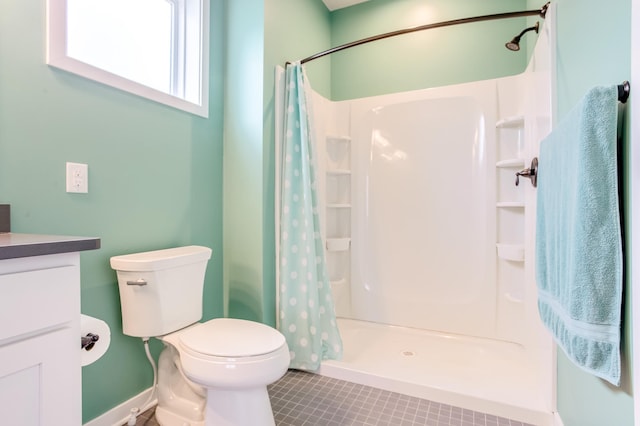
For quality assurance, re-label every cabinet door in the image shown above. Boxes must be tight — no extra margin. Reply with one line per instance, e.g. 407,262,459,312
0,328,81,426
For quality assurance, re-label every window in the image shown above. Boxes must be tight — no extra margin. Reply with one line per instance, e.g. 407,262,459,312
47,0,209,117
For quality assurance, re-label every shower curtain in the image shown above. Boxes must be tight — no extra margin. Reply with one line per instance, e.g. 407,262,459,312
278,62,342,371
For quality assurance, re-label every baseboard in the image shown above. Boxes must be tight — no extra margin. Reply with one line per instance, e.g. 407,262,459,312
83,387,156,426
554,411,565,426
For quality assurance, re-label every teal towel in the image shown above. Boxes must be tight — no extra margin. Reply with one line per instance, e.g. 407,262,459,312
536,85,623,386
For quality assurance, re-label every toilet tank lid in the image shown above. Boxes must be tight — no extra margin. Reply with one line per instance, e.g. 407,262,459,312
110,246,212,272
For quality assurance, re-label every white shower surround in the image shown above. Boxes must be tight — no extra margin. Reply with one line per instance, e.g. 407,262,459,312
340,83,498,339
276,6,556,426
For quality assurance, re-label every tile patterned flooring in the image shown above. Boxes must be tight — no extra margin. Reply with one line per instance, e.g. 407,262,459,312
128,370,536,426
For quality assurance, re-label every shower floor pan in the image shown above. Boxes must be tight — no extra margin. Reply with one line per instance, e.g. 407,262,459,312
318,318,553,426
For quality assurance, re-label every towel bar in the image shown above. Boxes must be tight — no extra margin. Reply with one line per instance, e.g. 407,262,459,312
618,81,630,103
516,84,629,190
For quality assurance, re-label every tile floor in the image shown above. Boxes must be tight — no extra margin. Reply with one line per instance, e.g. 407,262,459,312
128,370,536,426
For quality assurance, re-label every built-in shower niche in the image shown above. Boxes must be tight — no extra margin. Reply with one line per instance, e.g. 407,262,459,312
496,116,526,208
325,135,352,315
326,135,351,170
496,116,525,244
495,90,527,343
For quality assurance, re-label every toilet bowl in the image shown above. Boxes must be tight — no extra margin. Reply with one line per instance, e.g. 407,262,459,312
110,246,290,426
157,319,289,426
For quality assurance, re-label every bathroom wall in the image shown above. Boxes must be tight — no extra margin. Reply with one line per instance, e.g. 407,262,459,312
543,0,634,424
329,0,531,100
223,0,267,323
264,0,332,97
0,0,225,422
223,0,331,326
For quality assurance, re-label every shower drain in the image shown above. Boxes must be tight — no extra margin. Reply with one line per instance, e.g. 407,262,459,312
401,350,416,357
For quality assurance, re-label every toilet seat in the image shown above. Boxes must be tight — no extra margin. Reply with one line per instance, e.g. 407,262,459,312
161,318,290,389
178,318,286,358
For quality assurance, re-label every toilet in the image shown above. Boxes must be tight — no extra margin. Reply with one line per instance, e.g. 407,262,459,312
110,246,290,426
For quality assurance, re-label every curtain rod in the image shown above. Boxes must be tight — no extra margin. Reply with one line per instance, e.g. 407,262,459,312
290,2,550,66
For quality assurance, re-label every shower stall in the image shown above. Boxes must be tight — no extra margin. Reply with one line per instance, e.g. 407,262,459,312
276,6,556,426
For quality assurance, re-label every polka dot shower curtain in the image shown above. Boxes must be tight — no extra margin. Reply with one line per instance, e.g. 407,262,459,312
278,62,343,371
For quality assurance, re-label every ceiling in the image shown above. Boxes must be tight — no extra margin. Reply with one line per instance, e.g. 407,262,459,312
321,0,370,11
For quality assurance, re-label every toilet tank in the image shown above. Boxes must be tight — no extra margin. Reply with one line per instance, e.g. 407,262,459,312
110,246,212,338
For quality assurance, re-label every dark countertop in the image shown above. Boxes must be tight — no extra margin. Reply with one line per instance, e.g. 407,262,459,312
0,233,101,260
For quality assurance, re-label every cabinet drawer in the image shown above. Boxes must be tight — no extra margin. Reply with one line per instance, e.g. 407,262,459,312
0,266,79,342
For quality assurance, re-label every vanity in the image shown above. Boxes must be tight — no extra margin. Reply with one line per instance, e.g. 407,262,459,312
0,231,100,425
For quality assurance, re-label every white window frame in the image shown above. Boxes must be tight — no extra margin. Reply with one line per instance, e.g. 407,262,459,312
46,0,209,117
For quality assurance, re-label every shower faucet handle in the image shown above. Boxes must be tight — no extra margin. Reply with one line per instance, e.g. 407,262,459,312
515,169,532,186
515,157,538,188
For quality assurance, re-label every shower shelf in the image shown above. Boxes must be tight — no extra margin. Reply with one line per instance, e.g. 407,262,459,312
496,115,524,128
496,158,525,168
326,238,351,251
504,293,523,304
326,135,351,142
496,243,525,262
325,133,351,301
496,201,524,208
327,169,351,176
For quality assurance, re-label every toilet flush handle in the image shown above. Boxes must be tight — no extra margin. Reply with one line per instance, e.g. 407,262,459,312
126,279,148,286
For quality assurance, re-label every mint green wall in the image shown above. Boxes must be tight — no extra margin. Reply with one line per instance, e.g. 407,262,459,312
223,0,266,322
224,0,331,326
0,0,224,422
550,0,634,425
329,0,531,100
264,0,331,96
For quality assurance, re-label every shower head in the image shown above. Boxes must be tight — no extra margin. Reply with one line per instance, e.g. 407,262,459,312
505,40,521,52
505,22,540,51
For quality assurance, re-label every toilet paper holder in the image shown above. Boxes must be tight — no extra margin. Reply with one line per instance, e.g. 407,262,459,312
81,333,100,351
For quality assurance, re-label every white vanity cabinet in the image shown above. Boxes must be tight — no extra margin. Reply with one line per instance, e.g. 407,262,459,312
0,234,100,426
